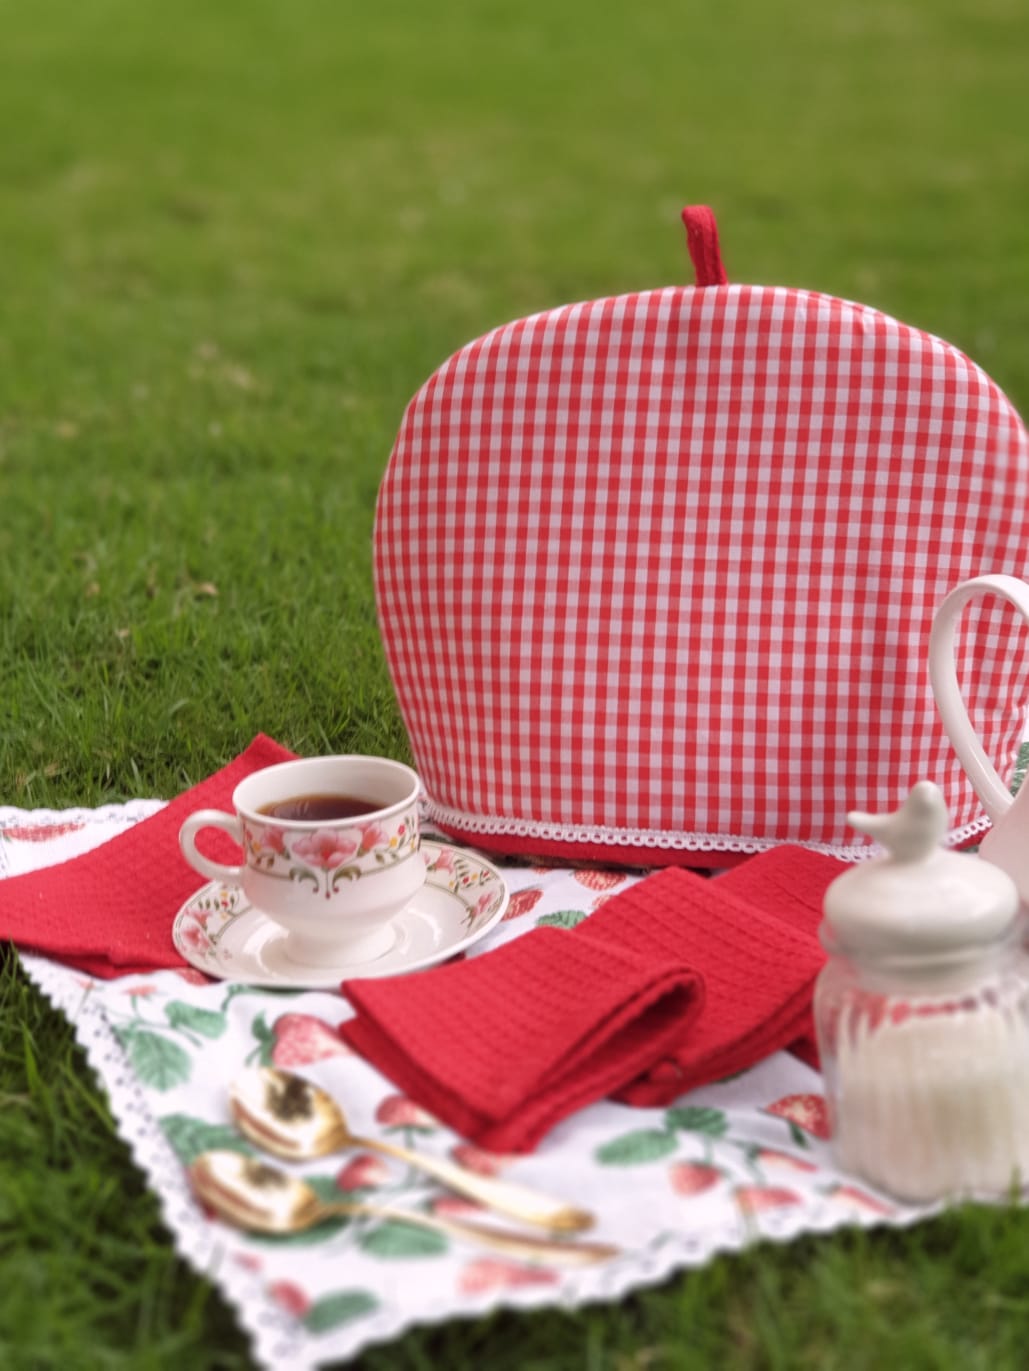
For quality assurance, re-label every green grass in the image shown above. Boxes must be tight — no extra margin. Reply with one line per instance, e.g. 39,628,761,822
2,0,1029,1365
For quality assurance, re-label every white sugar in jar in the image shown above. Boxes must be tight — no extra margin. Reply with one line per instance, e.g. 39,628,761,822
814,782,1029,1204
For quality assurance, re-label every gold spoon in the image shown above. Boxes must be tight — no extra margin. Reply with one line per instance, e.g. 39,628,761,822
229,1066,593,1234
191,1151,618,1267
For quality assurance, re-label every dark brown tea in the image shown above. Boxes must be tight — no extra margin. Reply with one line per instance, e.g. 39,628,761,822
258,793,380,823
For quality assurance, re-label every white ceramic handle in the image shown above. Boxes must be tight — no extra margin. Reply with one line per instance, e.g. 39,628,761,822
928,574,1029,824
179,809,245,884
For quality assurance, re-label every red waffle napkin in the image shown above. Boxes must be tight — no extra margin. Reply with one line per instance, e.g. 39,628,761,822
340,846,841,1152
717,842,835,1067
599,851,833,1104
343,928,705,1152
0,735,296,977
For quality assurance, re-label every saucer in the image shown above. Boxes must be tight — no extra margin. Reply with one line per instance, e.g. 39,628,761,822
172,841,509,989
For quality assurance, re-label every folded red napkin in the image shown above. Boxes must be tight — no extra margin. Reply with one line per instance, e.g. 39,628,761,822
342,927,705,1153
0,735,296,977
596,851,832,1104
717,842,835,1067
340,846,841,1152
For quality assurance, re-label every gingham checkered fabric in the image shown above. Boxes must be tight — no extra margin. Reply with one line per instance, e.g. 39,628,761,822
374,275,1029,865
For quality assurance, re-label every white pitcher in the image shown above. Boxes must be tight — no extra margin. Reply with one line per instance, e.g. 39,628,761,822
929,574,1029,904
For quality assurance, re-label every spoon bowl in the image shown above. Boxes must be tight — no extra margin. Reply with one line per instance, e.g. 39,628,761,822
191,1150,618,1267
230,1066,593,1233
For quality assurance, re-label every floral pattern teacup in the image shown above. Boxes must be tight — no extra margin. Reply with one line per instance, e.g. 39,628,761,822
179,756,424,968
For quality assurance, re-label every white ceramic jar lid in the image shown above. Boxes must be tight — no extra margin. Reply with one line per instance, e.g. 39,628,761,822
822,781,1019,958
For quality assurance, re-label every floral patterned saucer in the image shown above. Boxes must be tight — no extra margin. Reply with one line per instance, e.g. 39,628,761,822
172,841,509,989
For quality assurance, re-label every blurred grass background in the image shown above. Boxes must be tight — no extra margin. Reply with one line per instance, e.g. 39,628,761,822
2,0,1028,1366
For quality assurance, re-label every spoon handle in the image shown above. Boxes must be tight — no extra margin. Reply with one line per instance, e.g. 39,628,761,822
327,1197,618,1266
357,1133,593,1233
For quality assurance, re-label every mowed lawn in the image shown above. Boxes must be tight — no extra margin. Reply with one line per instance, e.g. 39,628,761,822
2,1,1029,1367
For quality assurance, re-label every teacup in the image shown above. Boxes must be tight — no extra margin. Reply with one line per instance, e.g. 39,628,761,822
179,755,424,967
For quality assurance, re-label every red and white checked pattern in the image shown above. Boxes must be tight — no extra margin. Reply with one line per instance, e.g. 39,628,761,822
374,285,1029,863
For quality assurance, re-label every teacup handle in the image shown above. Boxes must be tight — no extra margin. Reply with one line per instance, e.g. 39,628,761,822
179,809,246,884
928,573,1029,824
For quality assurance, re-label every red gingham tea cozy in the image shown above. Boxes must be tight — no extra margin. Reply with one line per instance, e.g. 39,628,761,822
374,207,1029,866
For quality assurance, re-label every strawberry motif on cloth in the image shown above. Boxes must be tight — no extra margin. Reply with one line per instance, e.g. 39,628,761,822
374,206,1029,867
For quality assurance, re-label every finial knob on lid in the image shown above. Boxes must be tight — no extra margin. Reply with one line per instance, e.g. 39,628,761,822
822,782,1019,959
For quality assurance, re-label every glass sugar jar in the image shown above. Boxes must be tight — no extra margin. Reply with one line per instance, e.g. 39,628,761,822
814,781,1029,1204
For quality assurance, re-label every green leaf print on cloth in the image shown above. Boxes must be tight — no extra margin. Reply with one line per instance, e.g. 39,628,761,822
357,1219,449,1259
160,1113,254,1166
303,1289,380,1334
164,1000,228,1040
595,1129,679,1166
665,1106,729,1138
534,909,588,929
113,1025,192,1090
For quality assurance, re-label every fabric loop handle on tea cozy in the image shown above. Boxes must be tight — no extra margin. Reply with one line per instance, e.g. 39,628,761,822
682,204,728,286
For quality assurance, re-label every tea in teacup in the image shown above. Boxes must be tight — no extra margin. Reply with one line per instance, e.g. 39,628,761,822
258,793,380,822
179,755,423,967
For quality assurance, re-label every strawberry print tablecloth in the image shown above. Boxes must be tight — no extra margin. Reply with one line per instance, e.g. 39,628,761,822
1,803,968,1370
